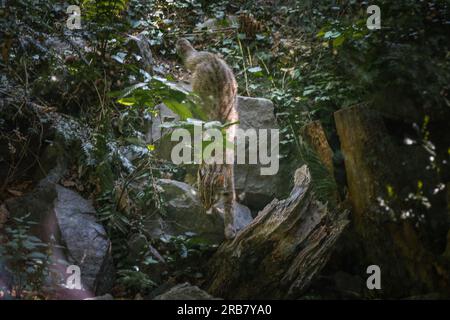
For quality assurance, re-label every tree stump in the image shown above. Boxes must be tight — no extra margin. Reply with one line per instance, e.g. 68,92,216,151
205,165,349,299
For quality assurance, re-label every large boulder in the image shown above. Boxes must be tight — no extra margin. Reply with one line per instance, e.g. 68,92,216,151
234,96,287,211
143,179,253,243
5,181,114,297
53,185,114,295
144,179,223,243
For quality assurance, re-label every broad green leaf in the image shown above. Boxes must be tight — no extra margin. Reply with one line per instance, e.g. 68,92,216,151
117,97,136,106
116,82,148,98
163,97,193,120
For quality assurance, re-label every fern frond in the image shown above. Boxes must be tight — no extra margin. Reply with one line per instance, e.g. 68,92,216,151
297,135,338,207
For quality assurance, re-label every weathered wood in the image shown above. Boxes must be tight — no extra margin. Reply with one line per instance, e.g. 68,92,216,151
205,165,349,299
300,120,334,176
334,106,391,230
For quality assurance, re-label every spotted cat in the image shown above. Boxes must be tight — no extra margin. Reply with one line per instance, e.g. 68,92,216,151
176,38,238,239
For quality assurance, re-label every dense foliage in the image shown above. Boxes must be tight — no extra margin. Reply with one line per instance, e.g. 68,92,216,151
1,0,449,299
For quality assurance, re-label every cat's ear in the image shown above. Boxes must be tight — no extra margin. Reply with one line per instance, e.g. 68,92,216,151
176,38,193,55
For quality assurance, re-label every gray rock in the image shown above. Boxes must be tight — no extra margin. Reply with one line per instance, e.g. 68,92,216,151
234,96,285,211
215,200,253,232
128,34,153,74
146,102,179,145
234,202,253,231
237,96,277,130
5,182,114,295
144,179,224,243
144,179,253,243
154,283,219,300
53,185,114,294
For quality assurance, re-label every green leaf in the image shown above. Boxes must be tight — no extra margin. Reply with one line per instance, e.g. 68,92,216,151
117,97,136,106
333,35,345,47
162,97,193,120
116,82,148,98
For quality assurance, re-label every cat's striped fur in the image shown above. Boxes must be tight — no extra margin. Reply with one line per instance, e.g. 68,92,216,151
176,38,238,239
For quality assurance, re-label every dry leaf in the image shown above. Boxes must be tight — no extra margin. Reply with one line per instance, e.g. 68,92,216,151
62,180,76,187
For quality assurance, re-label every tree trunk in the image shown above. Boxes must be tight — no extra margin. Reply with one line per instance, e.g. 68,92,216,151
300,120,334,177
334,105,450,297
205,165,349,299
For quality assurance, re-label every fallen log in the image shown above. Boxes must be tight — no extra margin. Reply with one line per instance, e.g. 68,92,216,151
205,165,349,299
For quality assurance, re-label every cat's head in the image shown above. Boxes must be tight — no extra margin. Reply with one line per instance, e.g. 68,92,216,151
176,38,195,61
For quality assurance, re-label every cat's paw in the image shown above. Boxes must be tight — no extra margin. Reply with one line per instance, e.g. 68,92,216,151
224,224,236,240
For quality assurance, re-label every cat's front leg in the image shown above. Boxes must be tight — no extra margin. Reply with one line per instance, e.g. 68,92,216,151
222,166,236,240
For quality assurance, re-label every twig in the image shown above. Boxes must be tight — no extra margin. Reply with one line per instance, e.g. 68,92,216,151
169,27,238,38
237,37,250,96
